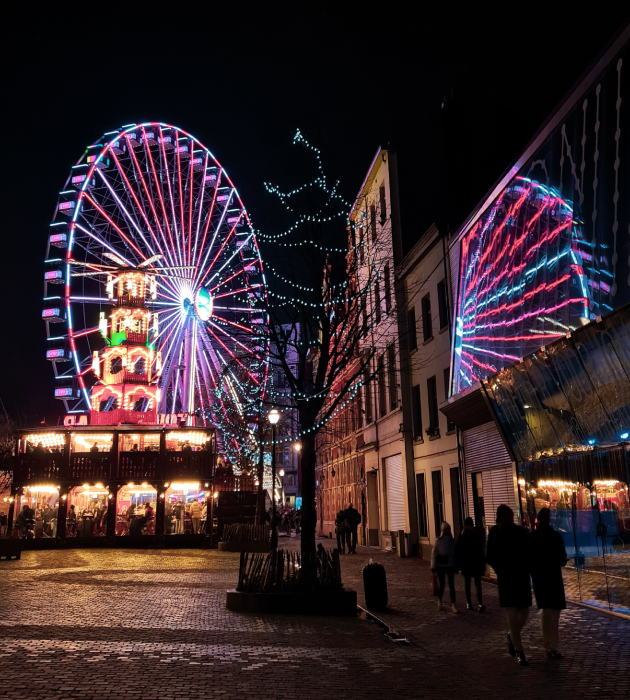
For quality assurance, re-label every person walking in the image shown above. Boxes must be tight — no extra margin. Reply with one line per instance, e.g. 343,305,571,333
487,504,532,666
344,502,361,554
335,508,347,554
455,516,486,612
431,521,459,613
530,507,567,660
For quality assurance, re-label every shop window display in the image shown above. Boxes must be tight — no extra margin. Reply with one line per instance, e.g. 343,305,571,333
66,485,110,537
71,433,113,453
13,486,60,538
116,483,157,536
518,447,630,615
163,482,208,535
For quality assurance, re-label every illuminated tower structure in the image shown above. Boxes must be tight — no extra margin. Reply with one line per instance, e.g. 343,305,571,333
90,267,162,424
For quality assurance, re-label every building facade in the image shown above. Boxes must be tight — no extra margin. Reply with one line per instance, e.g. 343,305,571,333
316,148,435,556
398,224,462,558
442,27,630,615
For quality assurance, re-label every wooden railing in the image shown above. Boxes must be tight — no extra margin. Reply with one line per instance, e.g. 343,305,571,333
163,452,213,480
90,409,157,425
119,451,160,480
14,454,63,482
69,453,114,480
215,475,256,492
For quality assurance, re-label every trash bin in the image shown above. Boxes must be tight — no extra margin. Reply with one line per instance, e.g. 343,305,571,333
363,558,388,610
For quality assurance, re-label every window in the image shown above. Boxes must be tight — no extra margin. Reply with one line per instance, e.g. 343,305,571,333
374,282,381,324
378,355,387,417
443,367,455,432
356,390,363,429
407,307,417,351
384,264,392,313
110,356,122,374
416,473,429,538
359,228,364,264
437,279,449,330
370,204,377,243
134,357,146,375
379,185,387,223
431,470,444,537
365,373,373,424
387,344,397,410
427,375,439,434
421,294,432,342
411,384,422,437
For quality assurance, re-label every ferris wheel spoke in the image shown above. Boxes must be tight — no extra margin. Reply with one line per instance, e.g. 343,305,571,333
110,149,164,258
127,143,174,266
205,326,260,385
95,169,156,258
157,126,184,267
193,185,233,289
196,217,243,289
175,132,187,263
207,267,246,294
211,315,254,334
201,228,250,289
192,167,223,281
207,320,259,359
73,222,137,267
191,153,209,271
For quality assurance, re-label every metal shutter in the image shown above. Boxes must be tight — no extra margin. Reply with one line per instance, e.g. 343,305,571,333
463,421,511,473
463,421,515,527
385,454,405,531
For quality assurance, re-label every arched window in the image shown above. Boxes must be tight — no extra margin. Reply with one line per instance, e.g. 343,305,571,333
134,357,146,375
110,356,123,374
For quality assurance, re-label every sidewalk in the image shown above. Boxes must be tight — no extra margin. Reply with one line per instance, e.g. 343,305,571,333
0,539,627,699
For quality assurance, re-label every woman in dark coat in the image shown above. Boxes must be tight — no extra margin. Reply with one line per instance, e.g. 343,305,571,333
455,516,486,612
530,507,567,660
486,504,532,666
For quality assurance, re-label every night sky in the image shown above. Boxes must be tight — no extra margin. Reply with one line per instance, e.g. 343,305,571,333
1,5,627,423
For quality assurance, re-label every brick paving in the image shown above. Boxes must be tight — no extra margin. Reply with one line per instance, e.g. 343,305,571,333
0,537,628,700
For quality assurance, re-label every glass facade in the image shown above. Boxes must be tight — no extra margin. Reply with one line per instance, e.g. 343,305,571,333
453,42,630,394
518,448,630,616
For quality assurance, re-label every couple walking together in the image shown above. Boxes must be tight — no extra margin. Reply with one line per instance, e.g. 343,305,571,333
335,503,361,554
432,505,567,666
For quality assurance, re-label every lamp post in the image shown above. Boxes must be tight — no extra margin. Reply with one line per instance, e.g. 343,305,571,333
268,408,280,550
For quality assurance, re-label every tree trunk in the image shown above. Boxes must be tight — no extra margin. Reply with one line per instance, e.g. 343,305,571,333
255,425,266,526
300,431,317,585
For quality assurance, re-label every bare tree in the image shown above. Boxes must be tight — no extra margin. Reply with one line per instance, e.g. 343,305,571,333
257,133,390,577
0,403,16,495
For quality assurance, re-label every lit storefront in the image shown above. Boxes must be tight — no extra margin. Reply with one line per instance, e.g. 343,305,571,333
8,425,220,547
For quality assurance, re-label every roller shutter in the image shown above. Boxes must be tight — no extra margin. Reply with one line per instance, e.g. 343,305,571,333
385,454,405,531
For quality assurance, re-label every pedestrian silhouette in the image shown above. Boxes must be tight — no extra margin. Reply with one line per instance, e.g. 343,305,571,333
530,507,567,660
487,504,532,666
455,516,486,612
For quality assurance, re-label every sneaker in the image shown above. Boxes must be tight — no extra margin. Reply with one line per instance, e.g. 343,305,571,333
516,651,529,666
478,604,486,613
467,603,474,611
451,604,460,614
507,634,516,657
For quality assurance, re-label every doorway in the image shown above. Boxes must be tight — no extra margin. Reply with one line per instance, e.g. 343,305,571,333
366,470,379,546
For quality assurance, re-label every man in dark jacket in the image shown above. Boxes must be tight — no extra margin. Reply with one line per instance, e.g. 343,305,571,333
487,504,532,666
344,502,362,554
455,516,486,612
530,507,567,660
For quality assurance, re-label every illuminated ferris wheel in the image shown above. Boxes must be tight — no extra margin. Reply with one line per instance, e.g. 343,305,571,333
43,122,268,452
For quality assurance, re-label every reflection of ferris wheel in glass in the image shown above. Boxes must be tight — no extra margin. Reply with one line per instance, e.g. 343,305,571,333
43,122,268,447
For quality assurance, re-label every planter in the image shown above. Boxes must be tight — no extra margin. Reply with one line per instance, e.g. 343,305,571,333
0,539,22,560
219,541,271,553
226,588,357,616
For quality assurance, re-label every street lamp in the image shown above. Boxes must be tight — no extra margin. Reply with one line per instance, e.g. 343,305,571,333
268,408,280,549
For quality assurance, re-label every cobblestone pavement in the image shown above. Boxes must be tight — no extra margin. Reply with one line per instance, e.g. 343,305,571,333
0,537,628,700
